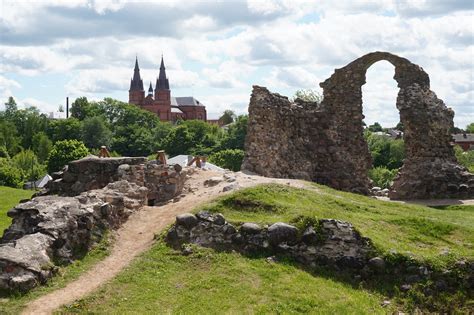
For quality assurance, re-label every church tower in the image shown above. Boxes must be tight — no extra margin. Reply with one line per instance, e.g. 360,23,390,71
154,56,171,120
155,56,170,102
128,57,145,105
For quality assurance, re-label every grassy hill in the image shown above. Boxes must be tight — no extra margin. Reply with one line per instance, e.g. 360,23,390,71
60,184,473,313
0,186,34,233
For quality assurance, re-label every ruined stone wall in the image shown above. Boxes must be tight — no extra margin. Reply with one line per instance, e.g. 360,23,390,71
47,156,187,204
0,181,148,292
242,52,474,199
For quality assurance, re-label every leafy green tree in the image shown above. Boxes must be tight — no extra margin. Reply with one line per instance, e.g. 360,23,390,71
12,150,45,181
151,122,173,150
208,149,244,171
0,158,23,188
4,96,17,117
32,132,53,163
162,125,194,156
466,123,474,133
220,115,248,150
368,167,398,189
82,116,112,149
47,139,89,173
0,120,22,156
387,139,405,169
71,97,94,120
368,122,383,132
292,89,323,103
219,110,236,125
47,118,83,142
111,125,154,157
454,145,474,173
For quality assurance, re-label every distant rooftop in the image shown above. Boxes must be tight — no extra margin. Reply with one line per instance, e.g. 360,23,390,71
452,133,474,142
171,96,204,107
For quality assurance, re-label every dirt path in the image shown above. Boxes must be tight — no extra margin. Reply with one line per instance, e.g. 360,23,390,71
22,169,308,315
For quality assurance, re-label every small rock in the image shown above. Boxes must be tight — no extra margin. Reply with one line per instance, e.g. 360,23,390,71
301,226,319,245
213,214,226,225
223,183,239,192
400,284,412,292
266,256,278,263
268,222,298,245
240,223,261,235
368,257,385,272
381,300,391,307
176,213,198,229
204,176,223,187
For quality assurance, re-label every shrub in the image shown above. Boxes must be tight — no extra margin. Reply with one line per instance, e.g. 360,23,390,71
454,145,474,172
47,139,89,173
12,150,46,181
368,167,398,189
0,159,24,188
208,149,244,171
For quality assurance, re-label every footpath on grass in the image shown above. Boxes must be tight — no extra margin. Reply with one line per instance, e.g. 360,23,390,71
21,169,309,315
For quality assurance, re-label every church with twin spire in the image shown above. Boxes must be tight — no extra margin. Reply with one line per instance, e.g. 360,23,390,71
128,56,207,122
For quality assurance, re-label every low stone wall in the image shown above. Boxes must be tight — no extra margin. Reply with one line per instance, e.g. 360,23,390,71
166,212,373,268
0,181,147,292
166,212,473,297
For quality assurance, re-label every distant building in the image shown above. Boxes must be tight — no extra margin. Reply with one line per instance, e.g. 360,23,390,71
452,133,474,151
128,56,207,122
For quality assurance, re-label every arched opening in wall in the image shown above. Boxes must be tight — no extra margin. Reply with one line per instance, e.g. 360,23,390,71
361,61,405,192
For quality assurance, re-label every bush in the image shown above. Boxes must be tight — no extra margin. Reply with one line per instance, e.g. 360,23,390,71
368,167,398,189
12,150,46,181
208,149,244,171
47,139,89,173
454,145,474,172
0,159,23,188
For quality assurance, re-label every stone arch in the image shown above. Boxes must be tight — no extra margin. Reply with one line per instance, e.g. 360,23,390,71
242,51,474,199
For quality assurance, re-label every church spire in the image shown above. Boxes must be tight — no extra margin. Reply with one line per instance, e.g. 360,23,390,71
148,81,153,95
156,55,170,90
130,56,144,91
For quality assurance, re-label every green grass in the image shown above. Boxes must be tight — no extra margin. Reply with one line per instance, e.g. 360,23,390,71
59,183,473,313
0,186,34,233
62,243,391,314
201,184,473,268
0,233,111,314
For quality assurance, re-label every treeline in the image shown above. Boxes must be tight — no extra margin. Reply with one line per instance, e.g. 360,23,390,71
0,97,247,188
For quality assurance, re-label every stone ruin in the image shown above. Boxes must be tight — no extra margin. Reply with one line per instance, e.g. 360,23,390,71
0,156,189,292
242,51,474,199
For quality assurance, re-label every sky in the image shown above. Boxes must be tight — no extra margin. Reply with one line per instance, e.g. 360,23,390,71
0,0,473,127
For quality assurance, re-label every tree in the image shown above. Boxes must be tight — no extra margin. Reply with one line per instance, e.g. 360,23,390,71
0,159,23,188
47,118,83,142
292,89,323,103
82,116,112,149
32,132,53,163
395,121,404,132
208,149,244,171
219,110,236,125
466,123,474,133
220,115,248,150
111,125,154,157
12,150,45,181
162,125,194,156
4,96,17,116
368,122,383,132
47,139,89,173
0,120,22,156
70,97,92,120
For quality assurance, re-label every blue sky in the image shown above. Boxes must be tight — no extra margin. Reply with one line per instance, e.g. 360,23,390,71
0,0,473,127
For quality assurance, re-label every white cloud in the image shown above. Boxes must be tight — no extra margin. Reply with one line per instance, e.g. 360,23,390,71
0,1,472,127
